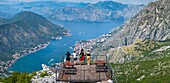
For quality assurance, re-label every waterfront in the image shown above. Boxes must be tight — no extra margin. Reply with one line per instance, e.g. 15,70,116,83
9,21,123,72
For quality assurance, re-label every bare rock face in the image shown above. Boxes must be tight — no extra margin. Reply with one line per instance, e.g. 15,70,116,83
108,0,169,47
83,0,170,63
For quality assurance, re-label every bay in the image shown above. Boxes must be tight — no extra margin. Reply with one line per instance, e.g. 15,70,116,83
9,21,123,72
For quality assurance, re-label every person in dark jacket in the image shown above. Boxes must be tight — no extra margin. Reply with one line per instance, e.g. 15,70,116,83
66,51,71,61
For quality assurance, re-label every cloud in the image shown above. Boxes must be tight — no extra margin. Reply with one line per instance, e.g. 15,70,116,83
0,0,157,5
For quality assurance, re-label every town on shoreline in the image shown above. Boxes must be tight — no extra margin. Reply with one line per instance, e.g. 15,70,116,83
0,42,50,77
0,31,109,78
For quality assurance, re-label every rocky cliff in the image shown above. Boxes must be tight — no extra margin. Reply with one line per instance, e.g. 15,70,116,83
78,0,170,63
115,5,144,20
0,11,67,62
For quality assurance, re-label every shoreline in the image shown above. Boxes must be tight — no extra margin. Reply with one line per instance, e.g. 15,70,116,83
1,36,70,76
11,41,50,64
0,42,50,75
13,42,50,59
0,31,71,77
74,33,112,52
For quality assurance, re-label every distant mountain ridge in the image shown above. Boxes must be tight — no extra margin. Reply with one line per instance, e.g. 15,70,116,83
49,1,145,22
0,1,89,18
0,11,67,62
92,1,128,11
0,1,144,22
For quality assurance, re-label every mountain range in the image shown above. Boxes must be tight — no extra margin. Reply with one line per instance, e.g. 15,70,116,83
0,11,67,62
0,1,144,22
49,1,145,22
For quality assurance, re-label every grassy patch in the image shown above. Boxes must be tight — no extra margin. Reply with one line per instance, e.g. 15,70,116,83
112,55,170,83
121,39,159,56
111,39,170,82
122,39,170,60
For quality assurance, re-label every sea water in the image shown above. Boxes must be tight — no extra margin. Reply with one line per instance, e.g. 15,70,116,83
9,21,123,72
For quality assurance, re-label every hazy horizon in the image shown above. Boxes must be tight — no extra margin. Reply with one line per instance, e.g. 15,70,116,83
0,0,157,5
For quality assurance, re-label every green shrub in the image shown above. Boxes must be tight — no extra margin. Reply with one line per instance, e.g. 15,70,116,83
1,72,31,83
40,71,48,77
29,72,36,78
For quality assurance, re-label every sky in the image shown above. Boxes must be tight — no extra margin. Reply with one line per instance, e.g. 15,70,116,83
0,0,157,5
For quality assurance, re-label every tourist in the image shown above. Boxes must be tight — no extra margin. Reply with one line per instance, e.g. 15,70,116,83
77,50,80,64
72,51,77,65
66,51,71,61
79,49,85,65
86,50,91,65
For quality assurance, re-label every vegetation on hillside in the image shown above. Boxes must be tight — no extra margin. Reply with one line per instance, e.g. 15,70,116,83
112,54,170,83
40,71,48,77
112,39,170,82
120,39,170,61
0,72,34,83
0,11,67,62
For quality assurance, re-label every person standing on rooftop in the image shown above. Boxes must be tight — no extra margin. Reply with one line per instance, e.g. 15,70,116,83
72,51,77,65
66,51,71,61
79,49,85,65
86,50,91,65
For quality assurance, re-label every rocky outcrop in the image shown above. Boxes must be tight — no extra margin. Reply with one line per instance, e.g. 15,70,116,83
31,64,56,83
101,0,170,48
115,5,145,20
77,0,170,63
0,11,68,62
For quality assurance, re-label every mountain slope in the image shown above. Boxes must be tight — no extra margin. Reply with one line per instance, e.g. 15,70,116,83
85,0,170,57
115,5,144,20
111,39,170,82
0,11,67,62
50,6,119,22
113,52,170,82
92,1,128,11
49,1,144,22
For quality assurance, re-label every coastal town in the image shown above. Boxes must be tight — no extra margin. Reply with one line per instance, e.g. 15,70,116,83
0,30,72,78
0,42,50,77
74,33,112,53
0,32,112,78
